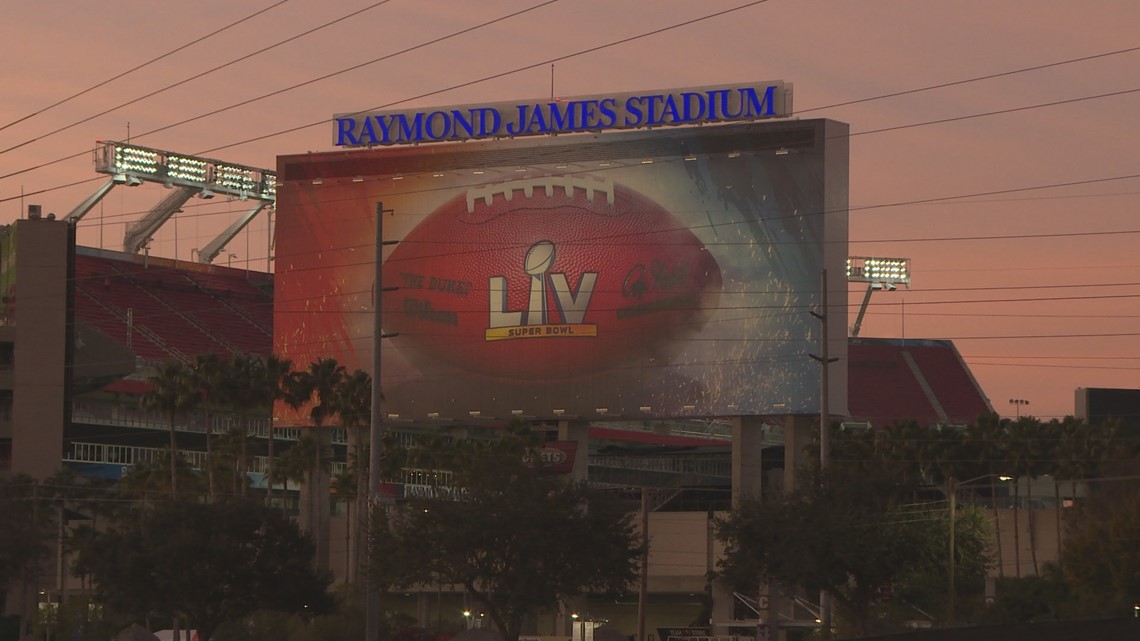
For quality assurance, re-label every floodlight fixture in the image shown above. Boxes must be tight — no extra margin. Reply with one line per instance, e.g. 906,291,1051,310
93,140,276,203
846,256,910,286
848,256,911,338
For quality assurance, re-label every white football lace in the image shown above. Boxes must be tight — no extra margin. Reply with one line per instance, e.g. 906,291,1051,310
466,176,615,213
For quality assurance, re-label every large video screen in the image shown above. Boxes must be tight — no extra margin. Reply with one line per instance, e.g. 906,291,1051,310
275,119,848,423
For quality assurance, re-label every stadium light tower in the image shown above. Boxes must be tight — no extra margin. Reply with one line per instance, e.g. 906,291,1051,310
66,140,276,262
846,256,911,337
1009,398,1030,418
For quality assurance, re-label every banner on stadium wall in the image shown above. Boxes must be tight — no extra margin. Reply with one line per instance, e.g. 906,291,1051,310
276,117,848,424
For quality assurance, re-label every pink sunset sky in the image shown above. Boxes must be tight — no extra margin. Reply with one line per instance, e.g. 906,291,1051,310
1,0,1138,420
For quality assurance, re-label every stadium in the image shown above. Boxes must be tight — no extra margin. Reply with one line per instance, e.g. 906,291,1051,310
2,81,1084,639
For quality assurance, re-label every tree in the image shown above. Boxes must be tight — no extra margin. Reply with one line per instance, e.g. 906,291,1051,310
255,355,295,502
333,368,372,584
716,465,992,636
368,422,644,641
192,353,231,502
227,354,264,498
0,475,56,641
1060,479,1140,616
290,358,346,543
71,498,333,641
968,412,1010,577
1006,416,1044,576
140,361,199,499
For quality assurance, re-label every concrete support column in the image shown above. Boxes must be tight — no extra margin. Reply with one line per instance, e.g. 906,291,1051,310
557,419,589,635
558,419,589,482
731,415,766,505
782,415,814,494
712,416,768,636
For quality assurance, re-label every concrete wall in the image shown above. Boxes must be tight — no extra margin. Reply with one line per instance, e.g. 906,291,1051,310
10,218,73,479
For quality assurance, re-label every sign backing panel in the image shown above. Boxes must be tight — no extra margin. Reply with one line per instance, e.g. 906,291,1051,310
275,119,848,423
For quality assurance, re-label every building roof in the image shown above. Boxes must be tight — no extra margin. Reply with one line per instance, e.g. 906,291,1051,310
847,337,993,427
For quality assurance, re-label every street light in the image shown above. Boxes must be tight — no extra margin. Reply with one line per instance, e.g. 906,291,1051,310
947,473,1011,624
1009,398,1029,419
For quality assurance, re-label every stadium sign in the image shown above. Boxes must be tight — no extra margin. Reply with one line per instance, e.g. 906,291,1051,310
332,81,792,147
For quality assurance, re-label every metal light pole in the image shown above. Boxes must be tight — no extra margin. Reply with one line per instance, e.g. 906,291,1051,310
846,256,910,337
1009,398,1029,419
948,473,1010,624
947,476,958,625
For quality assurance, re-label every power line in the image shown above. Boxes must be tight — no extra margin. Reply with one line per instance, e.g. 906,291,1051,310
195,0,777,155
0,0,292,135
0,0,396,157
0,0,563,183
3,29,1137,213
846,86,1140,139
793,44,1140,116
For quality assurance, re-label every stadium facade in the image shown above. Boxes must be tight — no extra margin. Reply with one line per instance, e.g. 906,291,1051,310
2,84,1062,636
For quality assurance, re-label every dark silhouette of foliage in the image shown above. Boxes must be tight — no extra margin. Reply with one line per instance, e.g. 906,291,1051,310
71,499,332,641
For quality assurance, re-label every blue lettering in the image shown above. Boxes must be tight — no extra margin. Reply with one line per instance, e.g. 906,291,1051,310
395,113,425,142
336,84,784,145
548,101,573,130
624,96,644,126
681,92,706,121
643,94,665,125
336,118,361,146
525,104,549,133
582,100,603,129
373,115,396,144
357,117,378,145
718,90,744,119
451,109,475,138
660,94,683,123
424,111,451,140
597,98,617,128
706,89,730,119
741,85,777,117
476,108,501,136
506,105,529,136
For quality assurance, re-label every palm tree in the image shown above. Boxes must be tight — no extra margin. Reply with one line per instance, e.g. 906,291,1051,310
1048,416,1083,572
968,412,1009,578
140,360,198,499
334,369,372,582
226,354,263,498
1006,416,1044,576
291,357,346,570
256,355,294,503
192,354,231,502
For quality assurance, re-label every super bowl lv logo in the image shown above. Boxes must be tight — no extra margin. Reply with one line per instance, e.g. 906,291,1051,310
485,240,599,341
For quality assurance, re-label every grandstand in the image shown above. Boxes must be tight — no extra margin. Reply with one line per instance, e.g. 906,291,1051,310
848,338,993,427
0,217,995,491
0,214,1012,633
72,248,274,364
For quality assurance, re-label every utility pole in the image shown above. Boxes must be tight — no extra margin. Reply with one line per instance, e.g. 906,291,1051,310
366,202,387,641
809,269,838,637
947,477,957,625
637,487,649,641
